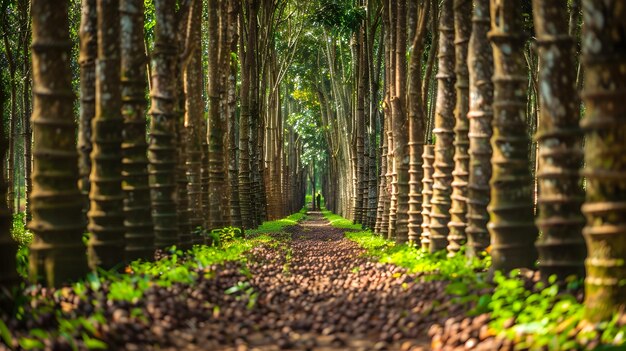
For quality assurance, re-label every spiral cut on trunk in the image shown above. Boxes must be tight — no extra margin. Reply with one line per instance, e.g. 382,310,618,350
0,70,19,289
184,0,204,244
420,145,435,250
149,0,180,249
374,124,388,234
78,0,97,208
120,0,155,261
447,0,471,256
532,0,586,281
465,0,493,258
487,0,537,272
29,0,89,286
87,0,126,270
580,0,626,322
429,0,456,252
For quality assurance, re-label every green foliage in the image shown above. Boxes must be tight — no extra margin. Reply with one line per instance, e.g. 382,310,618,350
210,227,244,247
321,209,363,230
247,208,307,235
311,0,366,36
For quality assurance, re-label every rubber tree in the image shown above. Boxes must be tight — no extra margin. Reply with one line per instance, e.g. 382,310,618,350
29,0,89,286
87,0,126,270
227,0,242,229
78,0,97,209
407,0,429,245
0,71,19,289
120,0,155,260
532,0,586,281
429,0,455,252
183,0,204,243
465,0,493,258
487,0,537,272
207,0,228,230
149,0,180,248
447,0,471,255
580,0,626,322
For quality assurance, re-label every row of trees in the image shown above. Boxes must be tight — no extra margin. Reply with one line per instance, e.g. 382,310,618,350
316,0,624,322
0,0,309,288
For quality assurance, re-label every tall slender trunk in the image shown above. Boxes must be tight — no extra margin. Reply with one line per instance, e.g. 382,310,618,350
20,0,32,223
29,0,89,286
0,67,19,289
420,145,435,249
465,0,493,258
149,0,180,249
78,0,97,215
408,0,429,245
487,0,537,272
1,23,17,214
207,0,228,230
580,0,626,322
532,0,586,281
184,0,204,243
227,0,242,229
429,0,456,252
121,0,155,261
87,0,126,270
447,0,472,255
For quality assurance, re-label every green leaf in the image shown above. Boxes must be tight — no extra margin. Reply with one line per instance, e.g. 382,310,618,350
0,319,14,347
82,334,107,350
19,337,44,350
445,281,469,296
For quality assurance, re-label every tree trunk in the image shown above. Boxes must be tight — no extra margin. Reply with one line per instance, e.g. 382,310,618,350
121,0,155,261
184,0,204,243
420,145,435,249
465,0,493,258
580,0,626,322
227,0,242,229
408,0,429,245
29,0,89,286
532,0,586,281
1,22,17,214
78,0,97,215
429,0,455,252
447,0,471,255
87,0,126,270
487,0,538,272
149,0,180,249
0,65,19,289
20,0,32,223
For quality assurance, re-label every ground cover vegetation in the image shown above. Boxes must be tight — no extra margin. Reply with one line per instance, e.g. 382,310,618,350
0,0,625,349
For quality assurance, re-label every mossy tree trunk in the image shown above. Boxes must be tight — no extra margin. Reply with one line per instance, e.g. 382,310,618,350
487,0,537,272
532,0,586,281
78,0,97,211
465,0,493,258
0,69,19,289
87,0,126,270
120,0,155,261
580,0,626,322
447,0,471,255
429,0,456,252
29,0,89,286
183,0,204,243
149,0,180,249
207,0,228,230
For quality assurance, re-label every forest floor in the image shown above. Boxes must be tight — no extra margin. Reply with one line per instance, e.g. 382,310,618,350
6,209,618,351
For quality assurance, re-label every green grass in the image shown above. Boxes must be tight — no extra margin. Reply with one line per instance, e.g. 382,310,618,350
321,209,362,230
326,210,626,350
246,207,307,235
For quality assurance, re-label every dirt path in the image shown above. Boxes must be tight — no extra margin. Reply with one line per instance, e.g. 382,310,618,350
157,211,441,351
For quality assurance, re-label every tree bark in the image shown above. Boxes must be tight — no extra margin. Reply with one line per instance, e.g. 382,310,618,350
87,0,126,270
465,0,493,258
447,0,471,255
429,0,455,252
121,0,155,261
29,0,89,286
580,0,626,322
487,0,538,272
149,0,180,249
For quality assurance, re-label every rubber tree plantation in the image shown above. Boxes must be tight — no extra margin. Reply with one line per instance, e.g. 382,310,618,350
0,0,625,350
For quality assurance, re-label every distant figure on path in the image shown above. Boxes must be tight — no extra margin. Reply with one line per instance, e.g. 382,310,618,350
316,193,321,210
